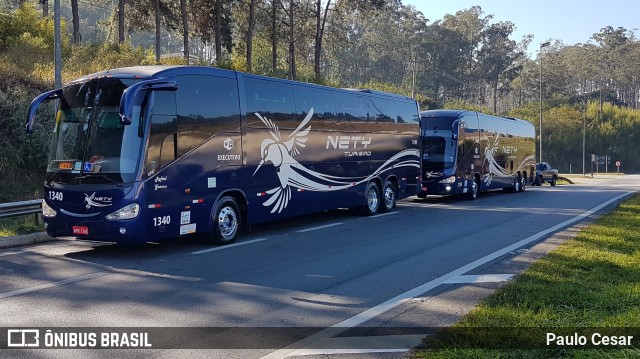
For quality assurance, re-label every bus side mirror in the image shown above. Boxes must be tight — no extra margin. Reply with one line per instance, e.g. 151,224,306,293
452,120,459,141
25,88,62,134
119,78,177,125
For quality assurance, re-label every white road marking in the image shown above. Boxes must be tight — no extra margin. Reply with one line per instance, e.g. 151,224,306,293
296,223,343,233
369,212,398,218
291,349,409,356
0,272,108,300
287,334,424,356
444,274,514,284
261,191,633,359
191,238,268,255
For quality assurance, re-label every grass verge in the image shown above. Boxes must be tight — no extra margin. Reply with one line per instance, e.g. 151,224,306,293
414,193,640,358
0,215,44,237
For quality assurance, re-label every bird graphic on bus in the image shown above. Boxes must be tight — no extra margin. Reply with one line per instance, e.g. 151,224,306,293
252,108,421,214
482,132,536,187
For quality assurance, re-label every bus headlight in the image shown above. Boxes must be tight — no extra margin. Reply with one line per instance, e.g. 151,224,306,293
106,203,140,220
438,176,456,184
42,200,57,218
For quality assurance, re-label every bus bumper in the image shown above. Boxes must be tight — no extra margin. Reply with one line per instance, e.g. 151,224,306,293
419,179,461,196
44,217,149,244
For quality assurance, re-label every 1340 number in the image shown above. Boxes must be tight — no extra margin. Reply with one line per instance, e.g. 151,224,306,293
152,215,171,226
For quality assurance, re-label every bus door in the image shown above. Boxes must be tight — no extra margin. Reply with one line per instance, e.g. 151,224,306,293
174,75,242,236
143,90,184,238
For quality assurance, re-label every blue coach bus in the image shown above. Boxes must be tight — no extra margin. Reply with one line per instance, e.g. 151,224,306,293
26,66,421,245
418,109,536,200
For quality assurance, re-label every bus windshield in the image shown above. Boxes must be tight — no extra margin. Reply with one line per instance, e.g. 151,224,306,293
421,118,456,169
46,78,143,185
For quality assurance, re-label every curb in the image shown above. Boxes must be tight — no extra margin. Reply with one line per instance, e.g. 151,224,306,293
0,231,57,249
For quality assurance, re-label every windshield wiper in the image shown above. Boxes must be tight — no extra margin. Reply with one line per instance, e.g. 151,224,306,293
45,171,64,184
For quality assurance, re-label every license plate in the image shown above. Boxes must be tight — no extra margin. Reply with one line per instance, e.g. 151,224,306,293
72,226,89,235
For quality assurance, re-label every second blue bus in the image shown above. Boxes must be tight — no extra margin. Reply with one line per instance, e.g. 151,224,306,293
418,109,536,199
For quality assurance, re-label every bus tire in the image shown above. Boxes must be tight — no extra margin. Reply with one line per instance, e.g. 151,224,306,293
360,182,380,215
512,173,522,192
466,178,478,200
210,196,241,245
379,180,397,213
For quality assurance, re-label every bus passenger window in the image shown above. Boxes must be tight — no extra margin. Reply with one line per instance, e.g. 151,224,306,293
396,101,419,123
293,85,336,122
369,97,396,123
335,93,366,122
245,78,295,127
175,75,241,155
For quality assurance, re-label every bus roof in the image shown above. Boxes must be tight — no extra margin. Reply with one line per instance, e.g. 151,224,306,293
70,65,416,102
420,109,474,119
420,109,529,124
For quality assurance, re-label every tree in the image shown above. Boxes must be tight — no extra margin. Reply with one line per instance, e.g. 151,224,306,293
40,0,48,17
118,0,124,43
215,0,222,64
270,0,281,74
419,22,466,103
246,0,256,71
477,21,522,113
154,0,161,62
284,0,296,79
441,6,491,101
180,0,189,63
313,0,331,82
71,0,80,44
190,0,233,64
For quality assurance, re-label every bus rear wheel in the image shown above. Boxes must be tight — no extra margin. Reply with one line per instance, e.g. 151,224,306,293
210,196,241,245
379,180,397,213
359,182,380,215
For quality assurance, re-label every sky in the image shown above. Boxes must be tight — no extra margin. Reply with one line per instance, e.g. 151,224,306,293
404,0,639,53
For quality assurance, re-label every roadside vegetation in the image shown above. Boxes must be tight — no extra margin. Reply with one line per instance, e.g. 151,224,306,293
413,193,640,358
0,216,43,237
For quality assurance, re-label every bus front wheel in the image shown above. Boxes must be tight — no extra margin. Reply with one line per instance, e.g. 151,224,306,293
211,196,241,245
466,178,479,200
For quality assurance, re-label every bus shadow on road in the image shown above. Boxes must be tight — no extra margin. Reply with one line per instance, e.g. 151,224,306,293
62,207,369,261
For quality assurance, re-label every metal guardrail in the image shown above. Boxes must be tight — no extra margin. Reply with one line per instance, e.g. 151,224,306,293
0,200,42,219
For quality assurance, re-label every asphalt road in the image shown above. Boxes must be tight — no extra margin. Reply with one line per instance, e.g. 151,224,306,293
0,175,637,358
